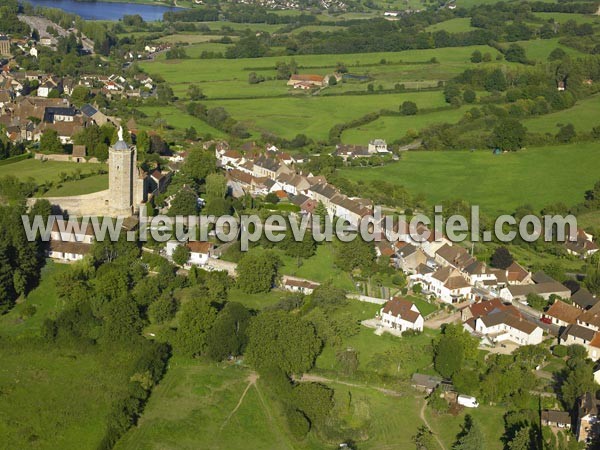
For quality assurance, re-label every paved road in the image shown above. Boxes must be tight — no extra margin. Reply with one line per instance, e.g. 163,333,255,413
18,15,95,53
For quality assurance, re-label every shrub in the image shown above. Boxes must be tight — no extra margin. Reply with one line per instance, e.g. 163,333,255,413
553,345,568,358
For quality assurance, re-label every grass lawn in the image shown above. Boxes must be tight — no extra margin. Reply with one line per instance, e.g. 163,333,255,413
408,295,439,317
0,159,104,184
426,403,507,450
43,173,108,197
157,34,229,44
578,210,600,230
0,343,141,450
338,143,600,214
226,287,290,310
426,18,476,33
114,358,312,450
279,243,356,291
0,261,69,337
342,106,470,144
523,94,600,134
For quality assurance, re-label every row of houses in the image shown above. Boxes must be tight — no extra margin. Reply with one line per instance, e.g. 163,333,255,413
217,145,374,227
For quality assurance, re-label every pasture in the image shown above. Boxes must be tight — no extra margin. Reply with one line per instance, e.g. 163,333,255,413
342,105,470,144
204,91,447,140
43,173,108,197
338,143,600,214
426,17,476,33
522,93,600,134
137,105,227,136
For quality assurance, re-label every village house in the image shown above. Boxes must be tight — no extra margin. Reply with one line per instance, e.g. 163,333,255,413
48,219,95,262
566,229,599,258
464,303,543,346
394,242,429,274
541,410,571,430
379,297,424,334
281,276,320,295
543,300,582,328
572,288,599,311
576,392,600,443
37,77,62,98
506,261,533,285
411,373,443,394
434,243,475,270
500,271,571,303
412,265,472,304
48,240,92,262
165,240,214,267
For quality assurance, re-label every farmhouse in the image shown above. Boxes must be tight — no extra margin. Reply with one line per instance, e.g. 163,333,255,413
379,297,424,334
576,392,600,443
499,272,570,302
48,240,92,262
416,266,472,304
470,309,543,346
287,74,326,88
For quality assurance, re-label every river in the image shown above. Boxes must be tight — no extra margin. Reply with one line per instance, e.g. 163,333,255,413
24,0,180,21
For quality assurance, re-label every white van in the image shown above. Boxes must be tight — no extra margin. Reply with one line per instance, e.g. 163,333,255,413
457,395,479,408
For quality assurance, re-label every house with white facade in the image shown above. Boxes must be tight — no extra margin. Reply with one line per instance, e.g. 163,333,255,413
471,309,543,346
379,297,424,334
413,266,472,304
165,240,214,267
281,276,320,295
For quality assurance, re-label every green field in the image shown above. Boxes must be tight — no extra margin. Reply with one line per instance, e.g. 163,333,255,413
534,12,600,24
0,159,105,184
338,143,600,214
0,262,68,337
0,343,141,450
138,105,227,136
342,106,470,144
513,37,585,60
523,94,600,134
205,91,447,140
426,18,476,33
43,173,108,197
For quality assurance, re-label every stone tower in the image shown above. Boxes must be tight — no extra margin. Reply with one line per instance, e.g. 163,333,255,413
108,127,137,216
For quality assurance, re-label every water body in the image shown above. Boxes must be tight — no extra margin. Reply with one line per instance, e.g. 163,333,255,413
24,0,180,21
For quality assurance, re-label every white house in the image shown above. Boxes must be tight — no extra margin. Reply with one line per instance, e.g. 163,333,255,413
165,240,213,266
416,266,472,304
379,297,424,334
281,276,320,295
51,219,95,244
474,310,543,346
48,240,91,262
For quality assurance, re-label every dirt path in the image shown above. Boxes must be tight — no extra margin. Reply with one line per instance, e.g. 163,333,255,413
219,372,258,430
419,399,447,450
298,373,405,397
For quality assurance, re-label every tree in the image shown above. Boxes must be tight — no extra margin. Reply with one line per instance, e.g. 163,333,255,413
504,44,527,63
156,83,174,103
453,416,485,450
184,126,198,141
169,188,198,216
561,358,595,409
291,382,334,428
70,86,90,106
187,84,205,101
491,118,526,151
484,68,508,92
463,89,476,104
507,427,533,450
336,348,359,376
206,302,251,361
556,123,576,143
413,425,436,450
172,244,190,266
148,295,178,324
548,48,567,61
526,293,547,311
334,238,376,274
245,310,322,375
434,335,464,379
237,249,280,294
40,129,63,153
175,296,218,356
400,101,418,116
183,147,216,183
328,75,337,86
470,50,482,63
490,247,513,269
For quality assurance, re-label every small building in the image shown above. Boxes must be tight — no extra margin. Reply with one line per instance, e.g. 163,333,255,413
48,240,92,262
541,410,571,430
577,392,600,443
543,300,582,328
0,35,11,57
281,276,320,295
411,373,442,394
379,297,424,334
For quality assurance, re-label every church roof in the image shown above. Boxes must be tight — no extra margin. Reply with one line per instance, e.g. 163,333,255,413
112,140,129,151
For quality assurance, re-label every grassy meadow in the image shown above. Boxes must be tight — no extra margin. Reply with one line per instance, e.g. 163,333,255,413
338,142,600,214
522,93,600,134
